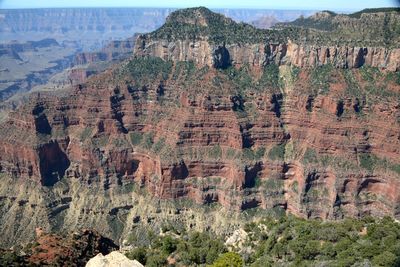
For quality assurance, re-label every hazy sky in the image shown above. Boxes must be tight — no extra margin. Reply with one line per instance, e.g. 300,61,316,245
0,0,399,11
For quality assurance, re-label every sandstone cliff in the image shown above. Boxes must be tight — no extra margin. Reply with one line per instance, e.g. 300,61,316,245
135,7,400,71
73,37,136,66
0,7,399,247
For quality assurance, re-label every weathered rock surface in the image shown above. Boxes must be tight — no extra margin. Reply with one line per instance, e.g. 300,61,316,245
135,36,400,71
0,7,399,247
73,37,137,66
86,252,143,267
19,229,118,266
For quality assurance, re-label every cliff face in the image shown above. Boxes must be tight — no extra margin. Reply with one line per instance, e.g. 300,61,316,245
0,7,399,247
134,38,267,68
135,37,400,71
135,7,400,70
73,37,136,66
269,42,400,71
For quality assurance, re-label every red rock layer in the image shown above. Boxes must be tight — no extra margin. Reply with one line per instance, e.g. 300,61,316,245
0,59,399,220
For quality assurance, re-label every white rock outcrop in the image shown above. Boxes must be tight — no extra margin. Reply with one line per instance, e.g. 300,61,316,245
85,251,143,267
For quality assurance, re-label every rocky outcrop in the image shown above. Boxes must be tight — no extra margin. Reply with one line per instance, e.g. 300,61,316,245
73,37,136,66
135,36,400,71
19,229,118,266
268,42,400,71
86,252,143,267
68,68,97,85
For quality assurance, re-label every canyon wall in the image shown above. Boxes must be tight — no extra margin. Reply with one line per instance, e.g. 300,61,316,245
0,7,399,247
135,36,400,71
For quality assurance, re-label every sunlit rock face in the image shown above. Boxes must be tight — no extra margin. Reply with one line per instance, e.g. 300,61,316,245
0,7,399,247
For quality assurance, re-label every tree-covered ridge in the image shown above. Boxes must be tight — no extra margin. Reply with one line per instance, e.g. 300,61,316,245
276,7,400,47
349,7,400,18
146,7,400,48
149,6,266,44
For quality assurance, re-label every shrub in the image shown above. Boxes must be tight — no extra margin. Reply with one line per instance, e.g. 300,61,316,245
372,251,398,267
126,57,172,83
242,148,255,161
152,138,165,154
209,145,222,159
130,132,142,146
359,153,378,171
80,127,93,142
254,176,262,188
254,147,266,160
178,232,226,265
142,132,154,150
310,64,333,95
146,252,167,267
125,247,147,265
303,147,318,164
161,236,178,254
211,252,243,267
259,63,280,91
268,144,285,161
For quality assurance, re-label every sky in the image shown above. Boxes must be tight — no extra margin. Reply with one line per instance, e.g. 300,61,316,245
0,0,399,11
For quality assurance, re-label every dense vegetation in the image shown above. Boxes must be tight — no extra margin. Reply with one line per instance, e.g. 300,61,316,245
150,7,266,44
125,56,173,84
349,8,400,19
276,8,400,47
146,6,400,47
125,231,227,266
0,250,26,266
246,216,400,266
123,215,400,266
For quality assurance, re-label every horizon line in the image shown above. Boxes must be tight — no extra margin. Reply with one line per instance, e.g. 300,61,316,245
0,5,393,12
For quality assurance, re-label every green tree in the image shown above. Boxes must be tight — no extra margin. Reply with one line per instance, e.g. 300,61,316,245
210,252,243,267
161,236,178,254
372,251,398,267
125,247,147,265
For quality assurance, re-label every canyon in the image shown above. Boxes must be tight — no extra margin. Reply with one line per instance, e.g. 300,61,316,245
0,8,312,109
0,7,399,249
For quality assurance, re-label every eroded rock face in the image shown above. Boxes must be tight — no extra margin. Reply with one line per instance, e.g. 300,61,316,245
24,229,118,266
269,42,400,71
135,35,400,71
0,7,399,247
73,37,136,66
0,59,398,223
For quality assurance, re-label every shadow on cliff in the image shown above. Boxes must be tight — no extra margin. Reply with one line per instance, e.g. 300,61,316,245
244,162,263,188
213,45,231,69
38,141,70,186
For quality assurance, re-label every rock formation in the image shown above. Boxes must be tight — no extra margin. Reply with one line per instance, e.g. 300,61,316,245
0,229,119,266
135,7,400,71
86,252,143,267
73,37,137,66
0,7,399,247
